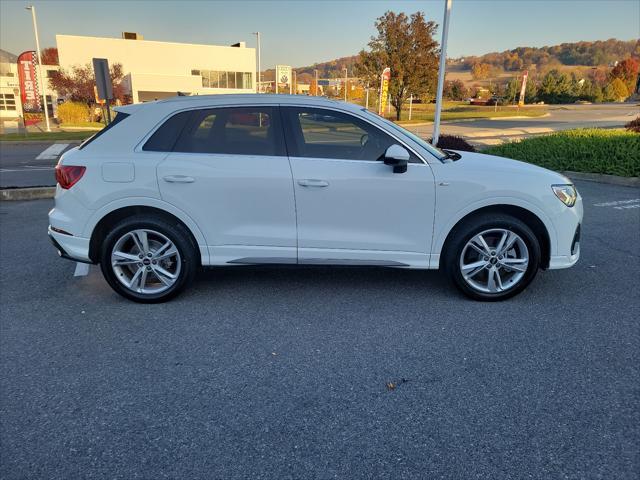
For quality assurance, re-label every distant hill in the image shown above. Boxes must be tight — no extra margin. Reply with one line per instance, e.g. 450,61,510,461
264,39,639,84
456,39,638,71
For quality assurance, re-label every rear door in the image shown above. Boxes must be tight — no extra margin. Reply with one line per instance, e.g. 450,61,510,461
152,106,297,265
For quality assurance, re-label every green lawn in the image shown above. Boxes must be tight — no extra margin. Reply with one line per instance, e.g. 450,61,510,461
483,128,640,177
394,104,548,124
0,131,97,142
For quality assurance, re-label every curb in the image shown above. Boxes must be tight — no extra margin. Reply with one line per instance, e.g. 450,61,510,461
562,171,640,188
0,187,56,201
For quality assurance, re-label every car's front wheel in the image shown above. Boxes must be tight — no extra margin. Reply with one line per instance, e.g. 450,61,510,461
444,214,541,301
99,216,197,303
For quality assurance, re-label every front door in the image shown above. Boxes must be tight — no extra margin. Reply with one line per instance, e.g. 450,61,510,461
156,106,297,265
281,107,435,267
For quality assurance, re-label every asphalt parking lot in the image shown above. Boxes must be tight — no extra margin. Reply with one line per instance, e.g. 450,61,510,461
1,180,638,479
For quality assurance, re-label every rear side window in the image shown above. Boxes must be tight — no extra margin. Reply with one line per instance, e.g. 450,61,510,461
142,111,191,152
173,107,285,156
79,112,129,150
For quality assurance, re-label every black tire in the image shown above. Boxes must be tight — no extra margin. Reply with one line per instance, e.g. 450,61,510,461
442,213,541,301
99,215,198,303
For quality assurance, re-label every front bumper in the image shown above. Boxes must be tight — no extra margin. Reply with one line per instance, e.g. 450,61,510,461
547,192,583,270
48,226,93,263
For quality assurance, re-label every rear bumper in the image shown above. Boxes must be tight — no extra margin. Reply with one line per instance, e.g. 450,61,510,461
48,226,93,264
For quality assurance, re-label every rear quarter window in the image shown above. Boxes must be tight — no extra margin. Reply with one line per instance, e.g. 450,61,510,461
142,111,192,152
79,112,130,150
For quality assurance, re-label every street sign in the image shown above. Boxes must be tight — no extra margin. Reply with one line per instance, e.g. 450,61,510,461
378,67,391,115
92,58,113,101
275,65,292,94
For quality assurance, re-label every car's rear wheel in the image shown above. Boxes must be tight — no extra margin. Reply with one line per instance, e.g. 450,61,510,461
99,216,197,303
444,214,541,301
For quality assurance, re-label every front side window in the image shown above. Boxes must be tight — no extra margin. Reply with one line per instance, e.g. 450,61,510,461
282,107,420,162
173,107,284,156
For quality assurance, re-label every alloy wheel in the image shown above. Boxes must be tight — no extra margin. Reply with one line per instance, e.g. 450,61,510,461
459,228,529,294
111,229,182,295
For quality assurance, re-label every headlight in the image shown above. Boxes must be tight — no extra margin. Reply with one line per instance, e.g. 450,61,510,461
552,184,577,207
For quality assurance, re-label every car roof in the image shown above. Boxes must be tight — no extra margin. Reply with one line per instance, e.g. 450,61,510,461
115,94,365,115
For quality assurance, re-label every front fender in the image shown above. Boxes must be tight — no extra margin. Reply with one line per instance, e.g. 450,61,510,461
431,196,558,260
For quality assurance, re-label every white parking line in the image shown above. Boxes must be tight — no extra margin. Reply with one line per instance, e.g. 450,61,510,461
35,143,69,160
593,199,640,210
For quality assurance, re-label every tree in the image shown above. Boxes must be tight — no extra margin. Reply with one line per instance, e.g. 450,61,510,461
49,63,126,105
610,58,639,92
607,78,629,101
443,79,469,101
471,62,491,80
355,11,439,120
40,47,59,65
537,69,576,104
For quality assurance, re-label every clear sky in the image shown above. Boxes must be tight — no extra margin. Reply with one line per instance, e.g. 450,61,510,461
1,0,638,68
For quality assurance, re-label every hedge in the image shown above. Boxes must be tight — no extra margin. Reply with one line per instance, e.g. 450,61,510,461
483,128,640,177
57,101,91,124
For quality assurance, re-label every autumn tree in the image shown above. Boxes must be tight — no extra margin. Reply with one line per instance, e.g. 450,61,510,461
40,47,59,65
443,79,468,101
606,78,629,101
49,63,126,105
355,11,439,120
471,63,491,80
610,57,639,92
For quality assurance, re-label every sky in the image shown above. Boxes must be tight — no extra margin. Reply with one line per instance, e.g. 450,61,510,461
1,0,638,68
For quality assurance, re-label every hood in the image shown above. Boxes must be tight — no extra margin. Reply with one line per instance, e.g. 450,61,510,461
451,150,572,184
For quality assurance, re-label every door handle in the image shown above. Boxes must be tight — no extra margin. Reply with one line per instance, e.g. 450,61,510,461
298,179,329,188
163,175,195,183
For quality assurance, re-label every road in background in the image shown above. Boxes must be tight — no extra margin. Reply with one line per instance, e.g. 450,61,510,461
0,141,78,188
410,102,638,145
1,180,639,479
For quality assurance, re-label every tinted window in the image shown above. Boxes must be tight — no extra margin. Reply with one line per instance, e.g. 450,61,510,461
142,111,191,152
283,107,420,162
79,112,129,150
173,107,284,156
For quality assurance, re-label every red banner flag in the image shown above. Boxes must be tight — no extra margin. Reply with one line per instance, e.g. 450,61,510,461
17,51,42,113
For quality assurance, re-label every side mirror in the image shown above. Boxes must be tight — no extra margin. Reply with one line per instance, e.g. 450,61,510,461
383,144,410,173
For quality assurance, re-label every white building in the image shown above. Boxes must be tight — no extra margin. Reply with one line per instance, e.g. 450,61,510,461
0,49,21,120
56,34,256,103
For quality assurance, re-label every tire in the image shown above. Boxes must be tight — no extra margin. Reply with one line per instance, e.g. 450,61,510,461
442,213,541,301
99,215,198,303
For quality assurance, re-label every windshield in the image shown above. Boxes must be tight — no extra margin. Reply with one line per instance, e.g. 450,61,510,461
361,109,448,161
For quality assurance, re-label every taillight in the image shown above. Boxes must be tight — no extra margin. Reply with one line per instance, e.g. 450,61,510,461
55,165,86,189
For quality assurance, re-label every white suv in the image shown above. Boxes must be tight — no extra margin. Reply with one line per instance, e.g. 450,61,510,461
48,95,582,302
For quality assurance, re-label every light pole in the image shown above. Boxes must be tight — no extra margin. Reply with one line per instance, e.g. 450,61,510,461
26,5,51,132
314,69,318,96
432,0,452,147
343,67,348,102
253,32,261,93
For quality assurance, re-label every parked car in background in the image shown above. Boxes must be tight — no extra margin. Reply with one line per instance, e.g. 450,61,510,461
49,95,582,302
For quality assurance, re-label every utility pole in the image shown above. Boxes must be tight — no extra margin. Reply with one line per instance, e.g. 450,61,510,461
343,67,348,102
253,32,261,92
293,70,297,95
432,0,452,147
26,5,50,132
314,69,318,96
365,83,369,109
